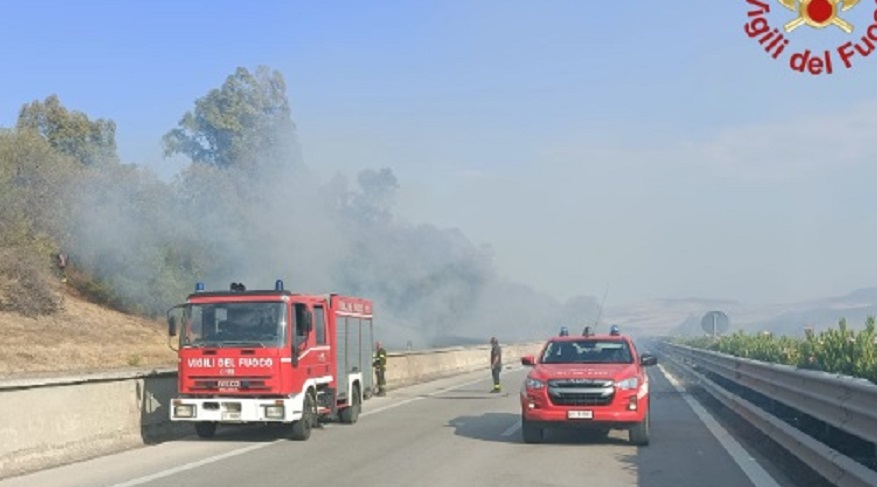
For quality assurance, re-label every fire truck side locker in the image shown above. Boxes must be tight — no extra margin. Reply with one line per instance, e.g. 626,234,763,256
334,312,376,401
336,311,349,401
361,316,374,397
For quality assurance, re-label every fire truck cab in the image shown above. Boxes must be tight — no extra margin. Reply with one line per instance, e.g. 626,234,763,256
166,280,376,441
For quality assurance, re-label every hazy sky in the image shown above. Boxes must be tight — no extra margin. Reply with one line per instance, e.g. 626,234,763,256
2,1,876,305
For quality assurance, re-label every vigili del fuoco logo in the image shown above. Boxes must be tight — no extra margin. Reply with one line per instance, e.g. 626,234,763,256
745,0,877,74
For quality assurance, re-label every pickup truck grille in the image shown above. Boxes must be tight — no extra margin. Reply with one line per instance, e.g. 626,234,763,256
547,378,614,406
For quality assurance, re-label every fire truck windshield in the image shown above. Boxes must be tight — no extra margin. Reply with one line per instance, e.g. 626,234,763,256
182,302,286,348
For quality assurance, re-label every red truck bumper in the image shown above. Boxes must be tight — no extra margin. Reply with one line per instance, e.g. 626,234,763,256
520,391,648,430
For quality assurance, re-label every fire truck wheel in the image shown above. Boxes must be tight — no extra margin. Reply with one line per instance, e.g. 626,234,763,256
340,385,361,424
194,421,217,439
290,392,316,441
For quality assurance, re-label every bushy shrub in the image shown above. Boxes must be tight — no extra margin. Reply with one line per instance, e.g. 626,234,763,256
679,318,877,384
0,246,63,316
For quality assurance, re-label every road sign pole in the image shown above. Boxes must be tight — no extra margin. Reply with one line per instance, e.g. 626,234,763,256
701,310,730,338
712,314,717,340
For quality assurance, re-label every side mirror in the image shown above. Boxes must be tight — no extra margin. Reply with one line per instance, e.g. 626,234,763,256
640,353,658,367
165,304,186,351
521,355,536,366
168,316,178,337
167,304,186,337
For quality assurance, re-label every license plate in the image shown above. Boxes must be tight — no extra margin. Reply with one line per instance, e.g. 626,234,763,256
567,410,593,419
222,412,241,420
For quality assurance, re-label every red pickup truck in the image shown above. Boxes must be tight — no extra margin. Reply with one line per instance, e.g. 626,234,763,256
519,333,657,445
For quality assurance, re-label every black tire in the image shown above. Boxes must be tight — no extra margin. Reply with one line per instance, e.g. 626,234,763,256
339,385,361,424
629,409,650,446
290,392,316,441
521,417,543,444
194,421,217,439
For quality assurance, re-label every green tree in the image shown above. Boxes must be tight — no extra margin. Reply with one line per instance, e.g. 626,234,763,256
162,65,298,170
347,167,399,224
16,95,118,167
0,128,80,243
0,129,79,316
67,162,208,316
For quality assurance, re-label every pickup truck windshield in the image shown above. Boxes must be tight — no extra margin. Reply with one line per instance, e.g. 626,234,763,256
540,339,633,364
182,302,286,348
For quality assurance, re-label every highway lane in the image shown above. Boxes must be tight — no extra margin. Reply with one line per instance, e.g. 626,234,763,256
2,364,798,487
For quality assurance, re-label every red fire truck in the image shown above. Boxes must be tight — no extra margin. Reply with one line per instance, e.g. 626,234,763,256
166,280,376,441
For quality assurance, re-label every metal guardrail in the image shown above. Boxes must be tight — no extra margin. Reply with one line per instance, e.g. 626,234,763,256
660,342,877,487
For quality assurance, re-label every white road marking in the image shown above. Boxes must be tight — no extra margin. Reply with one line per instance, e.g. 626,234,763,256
103,442,280,487
102,369,520,487
658,364,782,487
360,375,487,417
500,420,521,437
361,366,524,418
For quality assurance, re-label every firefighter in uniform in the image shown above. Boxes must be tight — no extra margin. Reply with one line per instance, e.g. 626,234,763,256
373,341,387,396
56,252,68,283
490,337,502,393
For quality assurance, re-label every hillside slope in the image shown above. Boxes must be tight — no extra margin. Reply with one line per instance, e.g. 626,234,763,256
0,292,176,378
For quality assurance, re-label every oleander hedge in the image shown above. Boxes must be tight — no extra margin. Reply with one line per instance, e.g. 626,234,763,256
676,317,877,385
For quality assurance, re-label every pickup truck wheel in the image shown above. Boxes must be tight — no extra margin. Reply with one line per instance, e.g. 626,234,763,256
339,385,361,424
194,421,217,439
290,392,316,441
521,418,543,444
628,409,650,446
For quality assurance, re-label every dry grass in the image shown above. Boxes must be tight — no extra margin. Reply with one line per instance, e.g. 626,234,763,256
0,290,177,378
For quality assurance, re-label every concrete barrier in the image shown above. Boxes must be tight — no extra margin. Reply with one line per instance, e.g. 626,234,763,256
0,341,543,479
0,369,184,480
385,342,542,389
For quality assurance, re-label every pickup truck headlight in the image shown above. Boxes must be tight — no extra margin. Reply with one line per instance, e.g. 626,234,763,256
525,377,545,390
615,377,639,390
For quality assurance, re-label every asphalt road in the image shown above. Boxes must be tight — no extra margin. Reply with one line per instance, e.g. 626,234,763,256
2,362,800,487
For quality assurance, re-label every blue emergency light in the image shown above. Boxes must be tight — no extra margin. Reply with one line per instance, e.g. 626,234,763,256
195,282,205,292
275,279,284,291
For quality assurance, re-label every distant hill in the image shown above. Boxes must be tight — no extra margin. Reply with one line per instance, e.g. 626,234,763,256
738,287,877,336
601,297,750,336
600,287,877,337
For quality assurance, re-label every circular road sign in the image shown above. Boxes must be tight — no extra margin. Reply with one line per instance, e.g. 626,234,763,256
701,310,730,336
